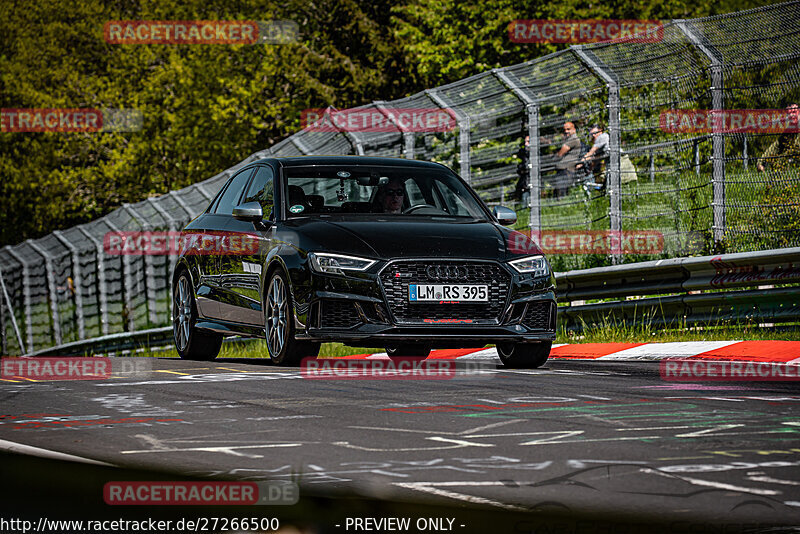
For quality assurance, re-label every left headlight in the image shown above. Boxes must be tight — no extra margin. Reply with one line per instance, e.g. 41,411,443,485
308,252,376,275
508,255,550,277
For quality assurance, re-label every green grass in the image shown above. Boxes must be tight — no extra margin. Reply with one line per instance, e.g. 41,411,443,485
138,340,384,359
558,322,800,344
127,323,800,360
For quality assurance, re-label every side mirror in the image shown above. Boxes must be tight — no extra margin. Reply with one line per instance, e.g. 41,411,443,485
492,206,517,226
233,201,263,222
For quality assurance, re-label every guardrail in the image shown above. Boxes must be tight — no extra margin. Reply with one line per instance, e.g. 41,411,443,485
12,247,800,357
556,247,800,330
30,326,173,357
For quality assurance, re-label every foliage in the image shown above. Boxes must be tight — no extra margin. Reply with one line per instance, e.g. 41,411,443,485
0,0,785,245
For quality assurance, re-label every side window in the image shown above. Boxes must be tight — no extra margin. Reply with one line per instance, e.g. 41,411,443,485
434,180,472,216
243,166,275,220
405,179,427,206
213,168,254,215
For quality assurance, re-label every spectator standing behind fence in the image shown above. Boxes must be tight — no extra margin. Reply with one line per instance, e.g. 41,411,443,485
576,124,609,189
757,103,800,173
552,122,580,198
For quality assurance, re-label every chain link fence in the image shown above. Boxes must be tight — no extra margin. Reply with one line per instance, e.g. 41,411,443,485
1,2,799,355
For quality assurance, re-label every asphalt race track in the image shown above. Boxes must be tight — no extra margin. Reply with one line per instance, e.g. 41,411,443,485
2,355,800,533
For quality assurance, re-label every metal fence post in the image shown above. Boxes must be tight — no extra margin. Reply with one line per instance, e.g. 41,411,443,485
743,136,748,170
26,241,62,346
324,107,366,155
676,20,726,245
649,151,655,183
404,133,415,160
374,102,415,159
4,247,33,353
572,47,622,262
191,183,214,202
122,205,159,327
426,89,471,184
695,141,701,176
103,218,135,332
493,69,541,233
76,226,109,336
53,230,85,340
149,198,179,300
290,136,312,155
0,266,25,354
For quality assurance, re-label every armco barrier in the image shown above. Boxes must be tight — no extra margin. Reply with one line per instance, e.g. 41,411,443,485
556,247,800,330
15,247,800,357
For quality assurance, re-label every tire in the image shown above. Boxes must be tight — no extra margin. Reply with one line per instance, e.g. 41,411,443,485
265,269,320,365
173,271,222,361
386,344,432,359
496,341,551,369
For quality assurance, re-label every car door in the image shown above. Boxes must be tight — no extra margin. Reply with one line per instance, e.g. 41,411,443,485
219,165,277,325
197,166,255,319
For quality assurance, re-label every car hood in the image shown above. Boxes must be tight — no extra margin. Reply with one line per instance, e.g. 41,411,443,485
285,217,542,260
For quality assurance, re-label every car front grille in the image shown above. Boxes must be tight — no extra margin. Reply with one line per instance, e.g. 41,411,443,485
379,260,511,324
319,300,362,329
523,301,556,331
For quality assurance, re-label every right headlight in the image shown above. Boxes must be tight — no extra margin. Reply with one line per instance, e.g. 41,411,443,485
308,252,376,276
508,255,550,278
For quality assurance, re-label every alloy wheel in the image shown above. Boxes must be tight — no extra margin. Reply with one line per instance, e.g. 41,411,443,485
266,275,288,356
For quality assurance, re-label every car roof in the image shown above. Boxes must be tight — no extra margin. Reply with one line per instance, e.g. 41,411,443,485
249,155,450,170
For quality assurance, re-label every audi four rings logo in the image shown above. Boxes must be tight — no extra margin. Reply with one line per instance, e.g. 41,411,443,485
426,265,468,280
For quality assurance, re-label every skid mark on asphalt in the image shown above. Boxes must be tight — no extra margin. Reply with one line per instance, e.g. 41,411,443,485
349,420,525,436
0,413,186,430
647,468,780,496
332,438,494,452
96,371,301,386
121,442,307,458
394,481,526,511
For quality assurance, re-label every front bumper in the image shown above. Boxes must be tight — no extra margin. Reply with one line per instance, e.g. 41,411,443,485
300,323,556,348
299,260,557,348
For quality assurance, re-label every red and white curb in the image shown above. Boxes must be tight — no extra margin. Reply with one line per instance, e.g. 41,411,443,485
335,341,800,364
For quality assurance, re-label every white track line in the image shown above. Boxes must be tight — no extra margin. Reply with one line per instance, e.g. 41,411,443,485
0,438,113,466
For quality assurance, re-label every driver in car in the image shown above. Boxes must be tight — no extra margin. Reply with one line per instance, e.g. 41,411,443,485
375,178,405,214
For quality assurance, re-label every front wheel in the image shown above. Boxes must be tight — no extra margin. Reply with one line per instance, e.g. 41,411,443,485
173,271,222,361
265,269,320,366
496,341,551,368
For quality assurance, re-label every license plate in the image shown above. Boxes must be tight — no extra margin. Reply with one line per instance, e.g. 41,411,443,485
408,284,488,302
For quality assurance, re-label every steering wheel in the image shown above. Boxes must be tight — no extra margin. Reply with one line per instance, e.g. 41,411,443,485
402,204,432,214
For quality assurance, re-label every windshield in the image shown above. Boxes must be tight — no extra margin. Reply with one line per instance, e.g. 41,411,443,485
283,165,488,220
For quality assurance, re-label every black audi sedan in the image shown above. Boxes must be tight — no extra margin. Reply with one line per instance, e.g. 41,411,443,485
172,156,556,368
